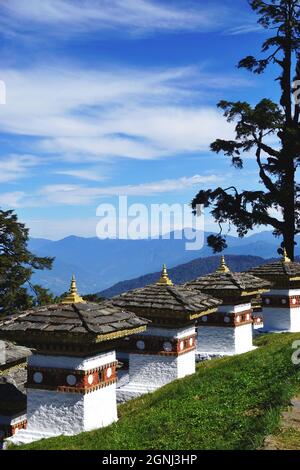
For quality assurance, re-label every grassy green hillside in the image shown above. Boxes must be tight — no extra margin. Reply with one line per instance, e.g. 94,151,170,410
13,333,300,450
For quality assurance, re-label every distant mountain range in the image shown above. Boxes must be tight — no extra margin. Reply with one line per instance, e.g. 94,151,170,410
99,254,267,298
28,230,300,296
101,253,300,298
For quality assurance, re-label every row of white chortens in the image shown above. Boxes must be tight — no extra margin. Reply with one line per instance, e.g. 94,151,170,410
1,251,300,447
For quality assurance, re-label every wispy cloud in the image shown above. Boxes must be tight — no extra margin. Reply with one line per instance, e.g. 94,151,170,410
226,24,263,36
0,0,229,36
56,168,108,182
0,191,26,207
0,154,41,182
5,174,224,208
0,64,238,167
40,174,223,205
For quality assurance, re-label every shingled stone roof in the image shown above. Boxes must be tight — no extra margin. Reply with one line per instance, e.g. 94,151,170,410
0,301,148,353
112,265,222,326
248,251,300,287
0,342,31,370
184,256,270,302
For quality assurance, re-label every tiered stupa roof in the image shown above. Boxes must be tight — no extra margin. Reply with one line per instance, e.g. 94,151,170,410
0,276,148,355
185,256,271,304
248,250,300,288
112,265,222,327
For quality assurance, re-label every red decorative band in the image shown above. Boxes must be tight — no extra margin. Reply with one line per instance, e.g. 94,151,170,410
120,334,196,356
262,295,300,308
197,310,253,327
0,420,27,439
253,316,264,326
27,362,117,394
11,419,27,436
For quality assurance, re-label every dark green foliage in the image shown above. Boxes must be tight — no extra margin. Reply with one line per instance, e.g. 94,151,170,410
13,333,300,450
192,0,300,260
0,210,54,314
28,285,59,307
82,294,105,303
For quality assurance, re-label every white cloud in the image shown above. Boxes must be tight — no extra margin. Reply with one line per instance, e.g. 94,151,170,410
0,0,228,36
0,191,26,207
56,168,108,181
7,174,224,208
39,106,233,160
0,64,237,165
0,154,41,182
226,24,263,36
40,174,223,205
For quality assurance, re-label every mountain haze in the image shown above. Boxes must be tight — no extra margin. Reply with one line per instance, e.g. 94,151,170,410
28,231,300,295
99,254,267,298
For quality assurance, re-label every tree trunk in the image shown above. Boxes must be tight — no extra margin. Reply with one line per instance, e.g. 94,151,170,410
281,16,295,261
283,159,296,261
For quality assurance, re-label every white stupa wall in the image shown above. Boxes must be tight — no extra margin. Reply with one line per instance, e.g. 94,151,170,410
27,389,84,435
235,323,254,353
126,325,196,388
129,350,195,387
290,307,300,332
262,289,300,332
26,350,118,437
197,326,235,354
26,384,117,435
197,303,254,356
177,350,196,377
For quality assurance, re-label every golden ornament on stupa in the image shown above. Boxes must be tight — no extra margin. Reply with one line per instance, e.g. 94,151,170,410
61,275,85,304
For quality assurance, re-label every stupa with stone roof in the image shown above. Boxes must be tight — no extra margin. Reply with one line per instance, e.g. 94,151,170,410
184,257,271,358
186,256,271,304
113,264,222,327
0,292,147,356
112,265,222,401
248,250,300,332
0,276,148,447
248,249,300,288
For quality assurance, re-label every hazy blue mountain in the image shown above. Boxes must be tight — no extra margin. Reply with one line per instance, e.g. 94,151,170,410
99,254,267,298
28,238,52,251
28,230,300,295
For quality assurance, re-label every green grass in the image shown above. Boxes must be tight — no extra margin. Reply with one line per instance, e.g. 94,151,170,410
12,333,300,450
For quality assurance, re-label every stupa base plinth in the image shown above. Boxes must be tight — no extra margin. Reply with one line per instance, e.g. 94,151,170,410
5,429,60,447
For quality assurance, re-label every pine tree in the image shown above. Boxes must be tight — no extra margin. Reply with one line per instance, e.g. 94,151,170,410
192,0,300,260
0,209,54,315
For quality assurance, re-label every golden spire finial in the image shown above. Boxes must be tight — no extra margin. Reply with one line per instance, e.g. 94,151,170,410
216,255,230,273
62,275,85,304
157,264,173,286
282,248,291,263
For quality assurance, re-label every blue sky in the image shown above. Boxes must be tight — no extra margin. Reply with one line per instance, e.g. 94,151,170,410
0,0,281,239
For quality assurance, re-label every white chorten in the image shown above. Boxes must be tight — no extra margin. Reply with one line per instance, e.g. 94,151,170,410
0,276,147,446
248,250,300,332
113,265,221,402
185,256,271,359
